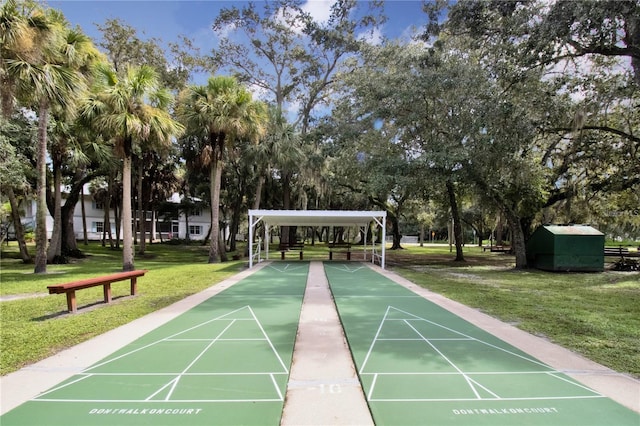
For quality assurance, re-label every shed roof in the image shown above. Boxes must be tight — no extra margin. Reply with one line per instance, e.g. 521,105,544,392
541,225,603,236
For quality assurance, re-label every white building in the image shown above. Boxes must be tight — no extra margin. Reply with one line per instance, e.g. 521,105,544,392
20,187,212,242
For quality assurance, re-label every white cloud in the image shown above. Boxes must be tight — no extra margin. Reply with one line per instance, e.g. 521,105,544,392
215,21,238,40
301,0,335,25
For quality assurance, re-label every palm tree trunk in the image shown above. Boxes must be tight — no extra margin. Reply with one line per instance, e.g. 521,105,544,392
47,164,63,263
114,184,121,248
208,156,223,263
138,164,146,255
7,187,31,262
253,175,264,210
34,100,49,273
122,154,134,271
102,204,107,247
81,190,88,245
107,172,115,248
185,211,190,242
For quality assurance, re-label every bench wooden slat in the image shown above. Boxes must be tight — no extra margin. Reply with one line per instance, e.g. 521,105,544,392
47,270,147,293
279,243,304,260
47,270,148,313
328,242,352,260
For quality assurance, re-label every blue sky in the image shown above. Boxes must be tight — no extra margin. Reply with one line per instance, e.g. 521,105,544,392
48,0,428,55
46,0,428,114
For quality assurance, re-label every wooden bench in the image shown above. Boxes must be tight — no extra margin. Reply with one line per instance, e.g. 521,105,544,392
47,270,148,313
604,246,639,258
328,242,351,260
483,245,512,253
279,242,304,260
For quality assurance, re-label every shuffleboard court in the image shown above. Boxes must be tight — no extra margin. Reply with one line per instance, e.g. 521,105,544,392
324,262,640,426
0,263,308,426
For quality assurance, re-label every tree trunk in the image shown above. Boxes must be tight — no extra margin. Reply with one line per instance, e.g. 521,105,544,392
388,213,402,250
185,206,190,242
229,212,239,251
58,176,91,256
81,189,88,245
107,204,114,247
102,202,107,247
254,175,264,211
7,187,31,262
122,154,134,271
114,187,121,248
281,171,292,245
208,154,223,263
137,165,146,255
34,101,49,273
446,179,465,262
219,227,228,262
47,164,63,263
63,203,77,254
502,206,528,269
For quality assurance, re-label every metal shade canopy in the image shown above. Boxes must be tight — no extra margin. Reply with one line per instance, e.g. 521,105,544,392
247,210,387,268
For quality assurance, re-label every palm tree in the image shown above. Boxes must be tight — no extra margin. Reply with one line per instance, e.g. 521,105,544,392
2,3,88,273
0,0,51,118
46,26,103,263
178,76,267,263
81,64,183,271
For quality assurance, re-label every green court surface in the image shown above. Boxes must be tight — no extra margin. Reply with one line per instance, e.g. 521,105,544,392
0,263,308,426
2,261,638,426
324,263,639,426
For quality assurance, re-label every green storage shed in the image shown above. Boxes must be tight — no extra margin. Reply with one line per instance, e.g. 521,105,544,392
526,225,604,272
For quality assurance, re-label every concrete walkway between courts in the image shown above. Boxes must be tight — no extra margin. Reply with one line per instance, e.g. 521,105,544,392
281,261,374,425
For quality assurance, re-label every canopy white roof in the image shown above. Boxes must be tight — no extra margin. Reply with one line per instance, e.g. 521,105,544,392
247,210,387,268
248,209,386,227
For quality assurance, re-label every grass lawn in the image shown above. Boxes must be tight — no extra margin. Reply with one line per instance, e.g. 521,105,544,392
385,244,640,379
1,241,638,380
0,241,244,376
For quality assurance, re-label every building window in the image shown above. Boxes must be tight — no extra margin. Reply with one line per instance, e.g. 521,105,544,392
93,221,104,233
93,200,104,210
191,208,202,217
172,221,179,235
189,225,202,236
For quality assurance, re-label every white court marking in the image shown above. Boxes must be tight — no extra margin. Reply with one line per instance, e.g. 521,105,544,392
267,263,307,273
34,306,289,403
360,306,606,403
325,264,365,273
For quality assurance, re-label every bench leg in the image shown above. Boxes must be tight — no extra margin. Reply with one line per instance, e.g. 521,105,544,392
347,251,351,261
66,291,77,313
329,251,333,260
103,283,112,304
130,277,138,295
299,251,303,260
281,251,285,260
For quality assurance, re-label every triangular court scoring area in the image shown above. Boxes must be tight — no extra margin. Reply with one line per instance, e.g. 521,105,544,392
359,306,605,403
35,306,288,403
